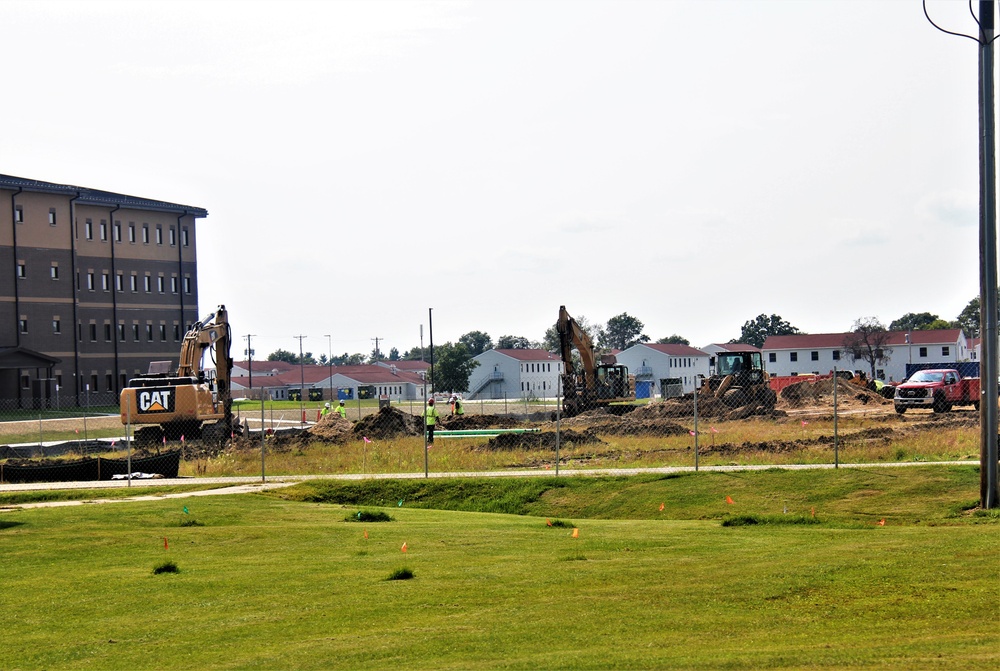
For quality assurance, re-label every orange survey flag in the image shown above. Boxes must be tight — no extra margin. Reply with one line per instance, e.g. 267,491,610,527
877,519,885,526
546,519,552,527
725,496,734,505
401,542,408,553
659,503,665,512
363,529,369,539
571,528,579,538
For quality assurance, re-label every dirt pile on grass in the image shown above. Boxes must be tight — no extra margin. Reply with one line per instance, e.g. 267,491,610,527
781,378,889,408
440,414,524,430
352,406,422,440
309,415,355,442
477,428,603,451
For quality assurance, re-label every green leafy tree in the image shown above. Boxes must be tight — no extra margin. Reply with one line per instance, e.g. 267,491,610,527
543,315,598,352
889,312,940,332
459,331,493,356
497,335,535,350
402,346,431,361
267,349,315,365
343,353,366,365
843,317,892,380
656,334,690,345
388,347,400,361
733,314,800,349
369,347,386,363
430,342,480,393
957,296,982,338
599,313,649,351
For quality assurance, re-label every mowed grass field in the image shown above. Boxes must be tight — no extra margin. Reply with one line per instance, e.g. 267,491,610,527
0,466,997,670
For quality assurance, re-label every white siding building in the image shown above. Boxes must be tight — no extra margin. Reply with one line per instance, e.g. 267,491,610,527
467,349,563,399
762,330,971,383
614,343,711,396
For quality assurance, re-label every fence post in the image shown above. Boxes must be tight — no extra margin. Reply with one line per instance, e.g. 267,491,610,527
555,376,561,476
833,367,839,468
693,383,699,471
261,392,267,483
126,403,132,488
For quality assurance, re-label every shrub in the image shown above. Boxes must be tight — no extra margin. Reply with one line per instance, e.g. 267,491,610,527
180,519,204,527
153,561,179,574
722,514,820,527
386,567,414,581
347,510,394,523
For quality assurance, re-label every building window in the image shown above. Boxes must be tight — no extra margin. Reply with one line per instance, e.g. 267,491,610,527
169,227,176,246
87,272,95,291
132,324,140,341
85,219,93,240
89,323,97,341
182,227,189,246
91,374,99,392
51,264,59,279
130,274,138,292
118,324,126,342
810,351,819,361
106,374,113,391
142,224,149,244
105,324,112,341
49,208,56,225
919,347,927,358
114,221,122,242
171,277,178,293
183,277,191,294
17,262,26,278
174,325,181,341
942,346,950,357
146,324,154,341
116,273,124,292
14,205,23,223
832,350,840,361
790,352,798,362
159,324,167,341
100,220,108,241
53,319,60,334
156,225,163,245
128,223,136,243
144,275,152,293
157,276,165,293
21,375,29,389
768,352,776,363
102,272,110,291
19,318,28,334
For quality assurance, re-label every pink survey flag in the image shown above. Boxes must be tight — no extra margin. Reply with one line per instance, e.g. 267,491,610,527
710,427,718,433
363,436,371,444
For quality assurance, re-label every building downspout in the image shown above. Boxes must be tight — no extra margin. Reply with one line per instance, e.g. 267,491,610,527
10,187,22,349
69,191,81,404
108,204,120,391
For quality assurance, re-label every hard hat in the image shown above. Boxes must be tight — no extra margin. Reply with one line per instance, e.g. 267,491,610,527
339,400,345,404
325,402,331,408
428,398,434,403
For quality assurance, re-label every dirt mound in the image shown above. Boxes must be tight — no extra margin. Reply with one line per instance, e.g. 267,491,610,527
352,406,422,440
308,415,355,442
477,428,603,451
781,377,889,408
440,414,525,430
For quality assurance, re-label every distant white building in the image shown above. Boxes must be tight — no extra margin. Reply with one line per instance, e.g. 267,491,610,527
761,330,970,382
614,343,711,396
467,349,563,399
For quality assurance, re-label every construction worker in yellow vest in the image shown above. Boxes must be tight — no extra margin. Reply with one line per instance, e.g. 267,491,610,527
425,397,440,446
453,396,464,416
336,400,347,419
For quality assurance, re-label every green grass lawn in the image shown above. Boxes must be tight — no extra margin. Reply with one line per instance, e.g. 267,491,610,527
0,467,996,670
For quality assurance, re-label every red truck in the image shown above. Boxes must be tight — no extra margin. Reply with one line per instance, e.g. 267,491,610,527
893,369,981,414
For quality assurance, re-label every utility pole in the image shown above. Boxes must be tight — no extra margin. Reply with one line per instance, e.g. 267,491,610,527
295,334,307,425
244,334,256,393
371,336,383,362
925,0,999,508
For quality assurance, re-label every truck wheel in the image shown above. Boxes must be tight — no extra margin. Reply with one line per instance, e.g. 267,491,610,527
894,405,906,415
932,394,948,413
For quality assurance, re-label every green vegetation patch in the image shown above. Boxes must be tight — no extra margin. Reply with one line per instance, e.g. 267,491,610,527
721,513,820,527
348,510,393,523
152,560,179,575
385,567,414,581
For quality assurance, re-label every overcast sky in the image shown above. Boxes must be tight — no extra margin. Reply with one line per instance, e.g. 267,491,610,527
3,0,991,359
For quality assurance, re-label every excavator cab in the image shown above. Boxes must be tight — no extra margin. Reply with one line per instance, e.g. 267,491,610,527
704,351,775,410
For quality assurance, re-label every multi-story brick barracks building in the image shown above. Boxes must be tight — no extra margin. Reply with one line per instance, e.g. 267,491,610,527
1,174,207,407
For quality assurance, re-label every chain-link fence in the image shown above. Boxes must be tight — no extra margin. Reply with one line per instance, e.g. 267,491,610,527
0,373,980,484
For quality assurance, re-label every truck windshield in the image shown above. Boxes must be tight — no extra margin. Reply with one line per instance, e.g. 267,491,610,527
909,371,944,383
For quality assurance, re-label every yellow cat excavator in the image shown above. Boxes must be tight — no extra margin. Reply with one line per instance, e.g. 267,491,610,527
120,305,240,444
557,305,636,417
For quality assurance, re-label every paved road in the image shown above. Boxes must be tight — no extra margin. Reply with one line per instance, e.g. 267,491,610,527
0,460,975,511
